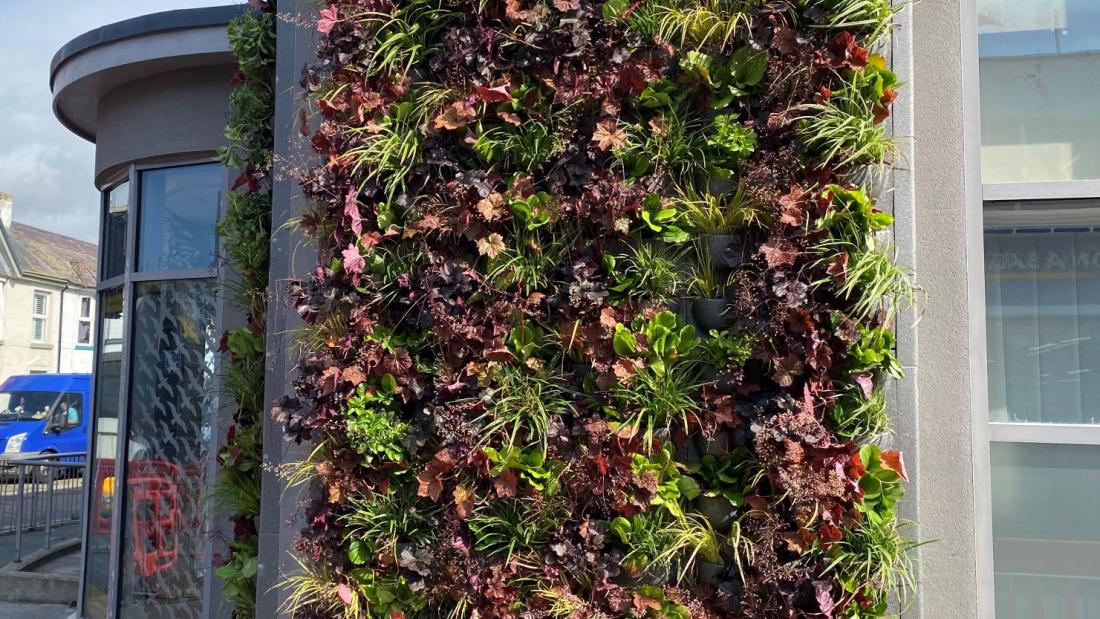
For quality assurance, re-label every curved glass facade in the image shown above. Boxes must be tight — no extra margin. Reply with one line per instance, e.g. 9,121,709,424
81,163,223,619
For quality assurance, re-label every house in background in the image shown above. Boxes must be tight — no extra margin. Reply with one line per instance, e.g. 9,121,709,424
0,191,97,379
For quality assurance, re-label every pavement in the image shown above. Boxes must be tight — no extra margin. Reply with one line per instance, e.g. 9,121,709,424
0,601,73,619
0,523,80,567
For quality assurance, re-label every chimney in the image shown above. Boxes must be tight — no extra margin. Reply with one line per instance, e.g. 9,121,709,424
0,193,10,229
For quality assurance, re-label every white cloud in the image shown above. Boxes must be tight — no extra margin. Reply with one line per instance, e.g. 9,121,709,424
0,0,231,243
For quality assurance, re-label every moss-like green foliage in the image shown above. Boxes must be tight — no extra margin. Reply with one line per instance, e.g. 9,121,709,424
280,0,915,617
213,4,275,619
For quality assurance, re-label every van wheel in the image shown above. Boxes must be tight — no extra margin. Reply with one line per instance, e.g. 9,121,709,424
33,452,55,484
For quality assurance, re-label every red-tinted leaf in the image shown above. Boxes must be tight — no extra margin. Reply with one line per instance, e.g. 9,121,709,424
417,471,444,501
881,450,909,481
827,31,869,69
341,365,366,386
485,347,518,362
633,594,663,611
475,84,513,103
592,120,627,151
874,87,899,123
433,101,477,130
848,452,866,479
778,186,806,226
494,469,518,498
453,484,475,518
818,522,843,546
759,237,799,269
827,252,849,282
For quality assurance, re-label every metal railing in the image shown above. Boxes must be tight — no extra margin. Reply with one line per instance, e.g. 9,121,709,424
0,451,86,563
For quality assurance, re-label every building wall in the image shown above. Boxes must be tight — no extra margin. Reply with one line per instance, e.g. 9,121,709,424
94,66,234,187
0,278,95,380
906,0,993,616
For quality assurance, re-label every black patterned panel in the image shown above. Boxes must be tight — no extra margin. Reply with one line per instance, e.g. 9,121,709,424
117,279,217,619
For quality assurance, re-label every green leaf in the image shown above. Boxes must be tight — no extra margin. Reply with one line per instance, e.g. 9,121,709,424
661,226,691,244
602,0,630,20
676,325,699,353
676,475,701,500
732,47,768,86
613,324,637,356
241,557,258,578
347,539,370,565
610,516,632,542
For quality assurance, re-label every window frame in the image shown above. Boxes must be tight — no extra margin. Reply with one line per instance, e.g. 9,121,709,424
981,193,1100,444
980,145,1100,615
31,290,49,344
77,297,93,345
972,4,1100,610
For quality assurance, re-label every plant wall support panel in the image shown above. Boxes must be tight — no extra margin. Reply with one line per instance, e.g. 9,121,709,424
214,2,276,618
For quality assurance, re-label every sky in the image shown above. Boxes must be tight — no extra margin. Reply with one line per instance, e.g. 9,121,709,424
0,1,231,243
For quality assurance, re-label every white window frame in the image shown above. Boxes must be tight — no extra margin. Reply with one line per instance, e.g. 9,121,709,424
31,290,49,344
77,297,92,345
982,183,1100,437
981,150,1100,616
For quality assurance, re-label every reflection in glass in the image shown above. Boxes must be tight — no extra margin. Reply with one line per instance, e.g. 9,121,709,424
992,442,1100,616
137,164,222,273
985,200,1100,423
117,280,216,619
103,182,129,281
979,0,1100,182
81,287,125,619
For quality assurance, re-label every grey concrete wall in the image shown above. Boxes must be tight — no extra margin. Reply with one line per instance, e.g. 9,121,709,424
256,1,317,617
907,0,994,616
94,66,234,187
885,4,922,617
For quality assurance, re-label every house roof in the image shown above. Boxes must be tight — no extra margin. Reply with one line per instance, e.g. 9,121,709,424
3,222,98,288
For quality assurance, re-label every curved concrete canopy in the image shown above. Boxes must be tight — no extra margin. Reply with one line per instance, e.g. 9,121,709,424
50,5,244,143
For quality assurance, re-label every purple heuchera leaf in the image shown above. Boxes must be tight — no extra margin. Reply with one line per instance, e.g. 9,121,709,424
317,6,338,34
853,372,874,399
814,580,835,618
342,243,365,275
337,583,354,604
345,186,362,236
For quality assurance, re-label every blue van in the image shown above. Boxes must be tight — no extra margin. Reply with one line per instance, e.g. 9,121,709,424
0,373,92,459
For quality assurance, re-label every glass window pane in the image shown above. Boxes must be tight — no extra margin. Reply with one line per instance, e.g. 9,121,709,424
103,182,129,281
82,286,125,619
992,442,1100,616
979,1,1100,182
985,200,1100,423
137,164,222,273
117,279,217,619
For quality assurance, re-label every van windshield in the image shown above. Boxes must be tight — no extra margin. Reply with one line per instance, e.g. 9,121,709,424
0,391,61,422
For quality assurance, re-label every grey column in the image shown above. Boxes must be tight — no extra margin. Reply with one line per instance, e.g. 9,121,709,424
257,2,318,617
906,0,994,616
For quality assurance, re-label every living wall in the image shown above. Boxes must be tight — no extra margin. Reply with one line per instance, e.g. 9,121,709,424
214,2,276,617
280,0,915,616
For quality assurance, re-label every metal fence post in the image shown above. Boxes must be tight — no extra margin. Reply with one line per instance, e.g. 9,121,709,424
14,464,24,563
31,463,39,530
45,464,55,550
